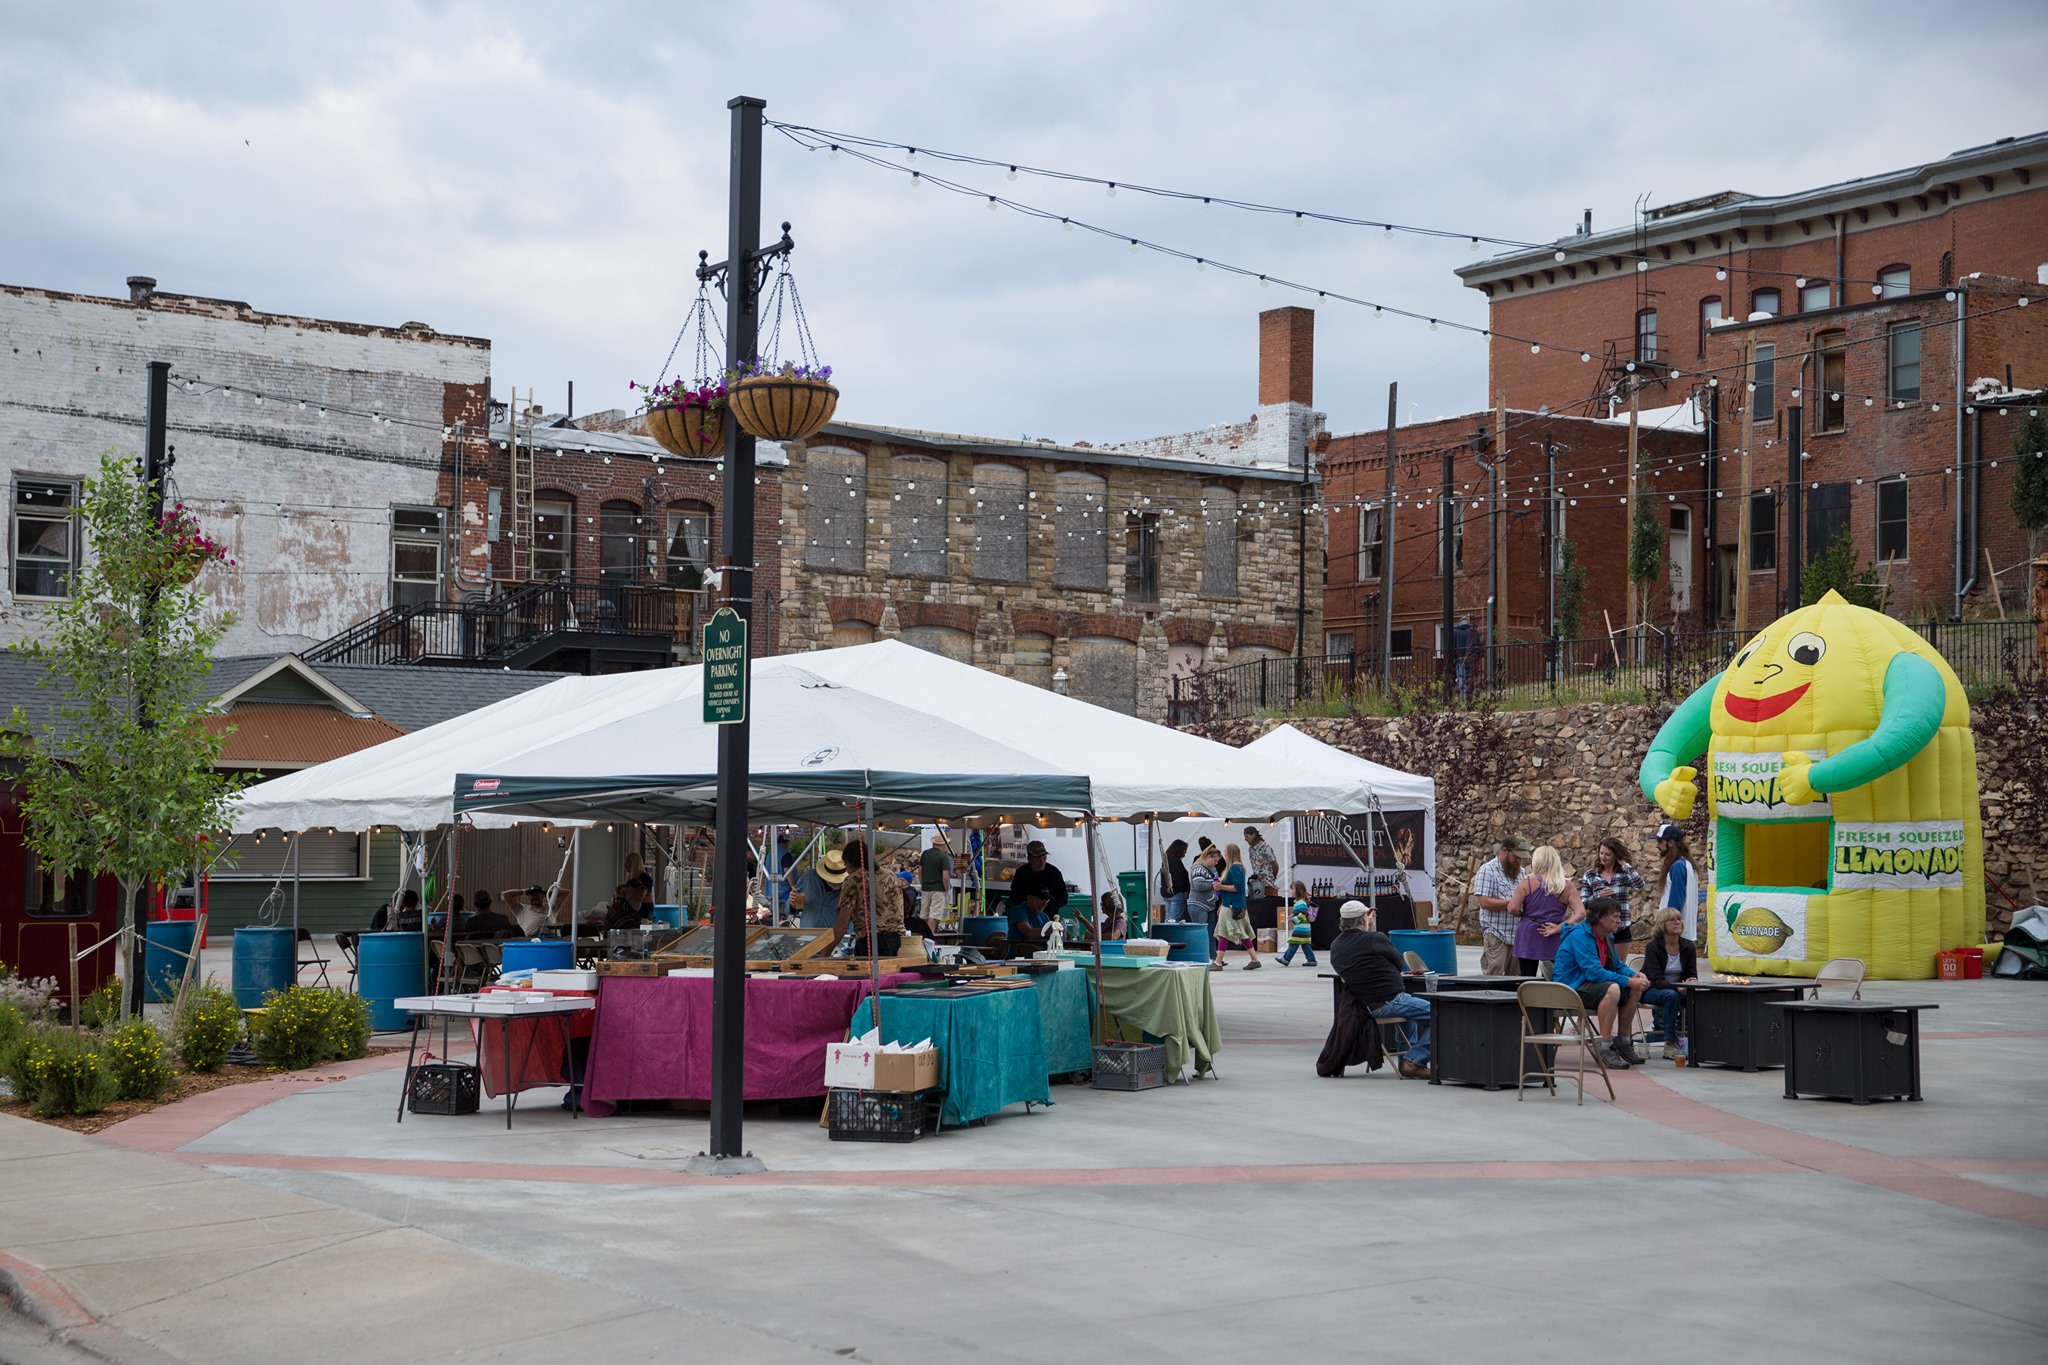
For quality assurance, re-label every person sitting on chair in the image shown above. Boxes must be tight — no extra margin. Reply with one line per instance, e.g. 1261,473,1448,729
1005,886,1055,949
503,885,552,937
369,888,422,933
463,889,519,939
1639,906,1697,1059
585,882,649,935
1330,900,1433,1080
1551,897,1651,1069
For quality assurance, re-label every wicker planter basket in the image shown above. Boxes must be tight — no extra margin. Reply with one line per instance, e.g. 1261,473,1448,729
730,377,839,443
645,404,726,458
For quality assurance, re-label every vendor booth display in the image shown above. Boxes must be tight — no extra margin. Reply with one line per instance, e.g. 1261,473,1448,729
1641,592,1983,979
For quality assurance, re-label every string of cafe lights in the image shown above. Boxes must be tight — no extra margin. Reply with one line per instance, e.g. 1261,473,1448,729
770,120,2016,294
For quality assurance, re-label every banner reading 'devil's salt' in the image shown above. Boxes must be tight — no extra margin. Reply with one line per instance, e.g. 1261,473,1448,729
1830,820,1967,890
1709,750,1832,821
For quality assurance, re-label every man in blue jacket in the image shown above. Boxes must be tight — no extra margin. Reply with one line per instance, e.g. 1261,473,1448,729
1551,897,1651,1069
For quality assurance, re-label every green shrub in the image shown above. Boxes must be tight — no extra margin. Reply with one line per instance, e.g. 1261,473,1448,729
175,985,243,1073
0,1000,27,1093
77,980,123,1032
102,1019,178,1101
13,1029,120,1117
251,987,370,1071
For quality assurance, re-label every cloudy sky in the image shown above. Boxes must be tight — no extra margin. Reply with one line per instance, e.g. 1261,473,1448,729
5,1,2044,444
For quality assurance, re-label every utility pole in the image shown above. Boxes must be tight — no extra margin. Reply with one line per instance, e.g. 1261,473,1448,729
1493,391,1507,652
1544,435,1557,640
1381,383,1396,691
1786,403,1804,607
128,361,171,1015
1735,343,1756,633
707,95,766,1171
1626,378,1641,650
1439,439,1455,691
1702,387,1719,625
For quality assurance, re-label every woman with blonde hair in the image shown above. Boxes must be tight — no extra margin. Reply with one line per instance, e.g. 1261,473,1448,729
1214,842,1261,969
1507,845,1584,977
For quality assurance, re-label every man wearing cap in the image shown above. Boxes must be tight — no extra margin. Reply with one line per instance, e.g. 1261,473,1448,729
504,885,553,937
792,848,848,930
1473,834,1532,977
1330,900,1432,1079
918,833,954,925
1004,840,1070,949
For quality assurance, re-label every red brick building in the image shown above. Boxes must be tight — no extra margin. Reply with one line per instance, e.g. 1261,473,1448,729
1320,405,1705,666
1455,131,2048,627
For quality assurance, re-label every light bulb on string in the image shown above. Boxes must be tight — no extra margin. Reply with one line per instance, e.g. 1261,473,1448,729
1716,268,1727,280
829,145,839,159
1006,165,1017,180
1554,249,1566,261
1130,240,1139,253
1195,258,1205,272
986,196,997,211
1061,217,1072,231
1105,182,1116,197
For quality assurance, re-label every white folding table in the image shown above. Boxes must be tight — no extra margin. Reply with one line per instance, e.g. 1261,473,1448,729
392,992,596,1129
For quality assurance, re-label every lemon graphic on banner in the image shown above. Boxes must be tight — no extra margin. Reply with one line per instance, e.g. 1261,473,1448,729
1638,591,1982,979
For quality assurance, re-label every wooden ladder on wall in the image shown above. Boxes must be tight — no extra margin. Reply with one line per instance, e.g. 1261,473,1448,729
507,388,535,581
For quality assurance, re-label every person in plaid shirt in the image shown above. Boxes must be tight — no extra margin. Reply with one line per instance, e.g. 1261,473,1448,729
1472,833,1533,977
1577,837,1647,952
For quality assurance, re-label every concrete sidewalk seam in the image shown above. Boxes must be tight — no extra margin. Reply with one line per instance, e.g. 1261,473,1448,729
0,1252,189,1365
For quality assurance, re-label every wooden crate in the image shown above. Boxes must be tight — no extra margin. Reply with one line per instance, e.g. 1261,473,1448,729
951,963,1019,978
597,959,671,978
792,955,929,978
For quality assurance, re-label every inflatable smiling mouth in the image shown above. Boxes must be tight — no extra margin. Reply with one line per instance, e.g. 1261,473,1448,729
1724,682,1810,723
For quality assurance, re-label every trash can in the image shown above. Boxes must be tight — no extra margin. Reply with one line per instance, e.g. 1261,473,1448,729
357,931,428,1032
650,904,684,928
500,939,574,975
229,926,296,1009
1116,871,1149,919
1389,929,1456,976
962,915,1009,946
143,919,199,1003
1148,920,1213,963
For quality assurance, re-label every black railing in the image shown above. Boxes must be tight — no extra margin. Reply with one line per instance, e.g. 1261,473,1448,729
306,579,704,668
1169,618,2040,726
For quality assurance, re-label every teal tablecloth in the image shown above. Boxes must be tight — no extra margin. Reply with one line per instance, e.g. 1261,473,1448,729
851,987,1050,1126
1028,967,1096,1075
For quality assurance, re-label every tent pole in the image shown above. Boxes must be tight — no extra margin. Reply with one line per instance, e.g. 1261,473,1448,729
863,796,883,1038
1085,814,1106,1048
1146,818,1157,935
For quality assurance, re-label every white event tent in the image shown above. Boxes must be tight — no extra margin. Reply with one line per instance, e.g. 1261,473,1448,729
1238,724,1437,903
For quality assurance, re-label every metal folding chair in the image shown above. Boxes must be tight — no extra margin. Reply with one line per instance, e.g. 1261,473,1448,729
334,932,360,992
1814,957,1865,1000
1515,979,1615,1104
296,929,333,989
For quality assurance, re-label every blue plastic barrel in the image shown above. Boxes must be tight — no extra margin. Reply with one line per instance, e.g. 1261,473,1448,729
357,931,428,1031
962,915,1009,945
143,920,199,1003
650,904,683,928
1389,929,1457,975
1148,920,1213,963
500,939,573,975
230,926,296,1009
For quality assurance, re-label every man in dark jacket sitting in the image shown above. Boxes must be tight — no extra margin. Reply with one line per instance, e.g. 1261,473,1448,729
1330,900,1432,1079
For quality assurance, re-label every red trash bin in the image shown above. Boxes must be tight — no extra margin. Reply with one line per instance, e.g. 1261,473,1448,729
1961,946,1984,980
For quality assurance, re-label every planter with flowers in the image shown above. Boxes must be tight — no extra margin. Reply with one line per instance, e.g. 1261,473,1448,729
728,358,838,444
634,377,728,458
154,505,234,587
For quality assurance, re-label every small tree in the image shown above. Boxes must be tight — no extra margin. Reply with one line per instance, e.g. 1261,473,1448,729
1626,457,1664,627
2,452,240,1019
1555,538,1587,640
2010,409,2048,568
1800,526,1884,609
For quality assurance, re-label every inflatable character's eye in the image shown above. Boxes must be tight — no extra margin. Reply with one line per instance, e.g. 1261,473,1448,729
1787,632,1826,667
1735,635,1767,667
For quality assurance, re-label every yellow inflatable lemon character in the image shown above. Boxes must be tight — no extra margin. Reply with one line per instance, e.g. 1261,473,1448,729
1639,591,1981,979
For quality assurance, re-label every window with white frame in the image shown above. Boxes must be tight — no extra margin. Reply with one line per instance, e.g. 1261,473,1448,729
1799,280,1831,312
390,507,444,609
12,478,79,599
1877,264,1911,298
1358,502,1384,581
665,502,712,588
1888,323,1922,401
533,495,572,578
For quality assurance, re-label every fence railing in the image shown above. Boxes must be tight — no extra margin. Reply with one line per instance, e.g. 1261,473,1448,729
1169,618,2041,726
306,580,703,668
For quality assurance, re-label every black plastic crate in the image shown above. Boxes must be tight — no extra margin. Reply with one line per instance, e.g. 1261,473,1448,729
1092,1041,1166,1091
408,1062,481,1115
827,1087,942,1142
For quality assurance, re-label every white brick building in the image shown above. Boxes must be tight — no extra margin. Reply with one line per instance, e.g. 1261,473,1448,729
0,277,490,654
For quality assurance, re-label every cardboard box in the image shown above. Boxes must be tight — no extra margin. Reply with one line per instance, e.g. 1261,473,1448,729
823,1041,939,1092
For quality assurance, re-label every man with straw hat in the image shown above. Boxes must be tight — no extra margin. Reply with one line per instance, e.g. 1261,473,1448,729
792,846,849,929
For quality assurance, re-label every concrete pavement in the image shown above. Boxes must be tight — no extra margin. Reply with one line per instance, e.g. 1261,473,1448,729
4,952,2045,1363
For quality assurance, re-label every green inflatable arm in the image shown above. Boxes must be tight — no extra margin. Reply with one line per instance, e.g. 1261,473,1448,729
1801,652,1947,794
1638,670,1720,804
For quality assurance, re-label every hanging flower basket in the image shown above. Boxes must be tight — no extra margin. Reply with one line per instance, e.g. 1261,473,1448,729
152,505,233,587
633,378,728,459
728,361,838,443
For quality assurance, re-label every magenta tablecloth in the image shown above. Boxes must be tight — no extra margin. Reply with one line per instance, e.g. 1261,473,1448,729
580,974,915,1116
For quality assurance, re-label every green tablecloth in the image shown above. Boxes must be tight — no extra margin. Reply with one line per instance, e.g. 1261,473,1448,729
1029,967,1096,1075
1098,963,1220,1078
851,987,1051,1126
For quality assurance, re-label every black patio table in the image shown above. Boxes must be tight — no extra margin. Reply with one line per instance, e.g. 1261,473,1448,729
1682,978,1819,1071
1766,999,1937,1103
1421,989,1562,1091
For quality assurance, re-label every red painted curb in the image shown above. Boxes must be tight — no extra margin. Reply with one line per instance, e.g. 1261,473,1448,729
0,1249,184,1365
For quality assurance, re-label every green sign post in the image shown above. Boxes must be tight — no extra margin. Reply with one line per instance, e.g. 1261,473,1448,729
702,607,748,725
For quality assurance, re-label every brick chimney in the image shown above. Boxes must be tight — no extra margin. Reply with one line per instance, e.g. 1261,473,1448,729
1258,306,1314,407
126,275,156,304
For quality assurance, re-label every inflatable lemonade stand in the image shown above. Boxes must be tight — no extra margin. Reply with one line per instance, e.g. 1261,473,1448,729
1638,591,1983,979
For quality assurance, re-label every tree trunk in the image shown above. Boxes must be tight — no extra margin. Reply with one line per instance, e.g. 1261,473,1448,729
120,876,140,1023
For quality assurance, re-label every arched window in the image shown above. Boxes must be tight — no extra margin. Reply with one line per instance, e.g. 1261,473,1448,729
973,463,1026,582
891,453,948,577
1877,264,1911,298
665,500,713,589
805,447,865,571
599,501,643,583
1749,288,1781,318
534,490,574,579
1053,471,1106,590
1697,296,1722,357
1202,486,1238,597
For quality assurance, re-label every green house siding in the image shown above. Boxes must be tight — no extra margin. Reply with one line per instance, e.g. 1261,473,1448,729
206,830,405,934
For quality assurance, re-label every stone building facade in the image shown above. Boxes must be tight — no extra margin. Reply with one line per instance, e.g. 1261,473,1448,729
0,275,489,654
